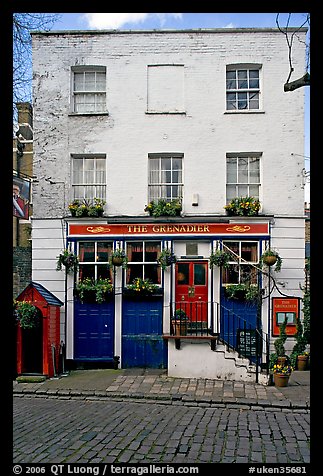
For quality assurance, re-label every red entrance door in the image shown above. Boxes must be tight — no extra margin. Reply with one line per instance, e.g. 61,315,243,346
175,261,208,323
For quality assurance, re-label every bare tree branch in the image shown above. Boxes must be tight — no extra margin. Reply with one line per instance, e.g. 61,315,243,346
13,13,61,116
276,13,310,92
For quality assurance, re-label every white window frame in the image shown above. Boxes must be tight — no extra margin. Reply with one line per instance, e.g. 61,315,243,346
226,65,262,112
71,66,107,114
148,153,183,202
77,240,113,281
226,154,261,204
125,240,162,285
222,240,259,285
71,154,107,202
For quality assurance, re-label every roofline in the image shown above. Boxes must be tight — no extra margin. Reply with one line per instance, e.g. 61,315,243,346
31,27,308,36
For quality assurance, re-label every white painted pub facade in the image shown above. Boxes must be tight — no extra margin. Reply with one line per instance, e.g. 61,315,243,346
31,28,307,382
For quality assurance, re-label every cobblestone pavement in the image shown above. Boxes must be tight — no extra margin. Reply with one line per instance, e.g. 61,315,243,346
13,396,310,464
13,369,310,410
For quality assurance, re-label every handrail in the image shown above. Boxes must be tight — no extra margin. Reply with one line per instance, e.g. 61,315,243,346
171,300,269,381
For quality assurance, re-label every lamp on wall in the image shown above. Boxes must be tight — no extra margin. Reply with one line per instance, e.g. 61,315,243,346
192,193,199,206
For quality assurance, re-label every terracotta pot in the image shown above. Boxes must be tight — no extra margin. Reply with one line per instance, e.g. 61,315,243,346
263,255,277,266
277,356,288,367
297,355,308,371
112,257,124,266
173,321,187,336
273,373,290,387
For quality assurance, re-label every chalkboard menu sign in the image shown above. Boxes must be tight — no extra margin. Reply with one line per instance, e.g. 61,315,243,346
237,329,259,357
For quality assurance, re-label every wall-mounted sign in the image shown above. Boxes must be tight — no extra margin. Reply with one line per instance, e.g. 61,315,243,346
68,222,269,237
13,174,30,220
272,297,300,336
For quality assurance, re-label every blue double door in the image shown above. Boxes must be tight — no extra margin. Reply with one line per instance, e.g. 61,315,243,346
74,298,167,368
122,298,167,368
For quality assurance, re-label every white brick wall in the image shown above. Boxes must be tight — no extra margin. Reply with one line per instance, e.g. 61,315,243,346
32,29,306,218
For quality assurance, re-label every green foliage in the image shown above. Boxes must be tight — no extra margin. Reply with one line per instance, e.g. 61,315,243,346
145,198,182,217
224,196,260,216
110,248,128,268
56,249,79,274
209,249,231,269
260,248,283,272
157,248,177,270
75,278,113,304
14,300,40,329
224,284,261,302
125,278,160,296
274,317,287,357
68,198,105,217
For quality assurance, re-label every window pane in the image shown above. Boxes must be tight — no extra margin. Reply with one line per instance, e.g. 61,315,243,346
97,242,112,262
222,265,239,284
161,158,171,170
237,92,247,109
96,72,106,91
127,264,143,284
226,158,237,183
145,242,161,261
177,263,189,285
194,264,206,285
249,158,260,183
79,264,95,280
237,185,248,196
144,264,161,284
238,158,248,183
127,242,143,262
249,92,259,109
79,242,95,262
240,265,257,284
74,73,84,91
249,185,259,197
73,158,83,183
84,72,95,90
97,265,111,280
226,185,236,201
173,158,182,170
241,242,258,262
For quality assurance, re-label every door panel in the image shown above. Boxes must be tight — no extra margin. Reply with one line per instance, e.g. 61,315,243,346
175,261,208,322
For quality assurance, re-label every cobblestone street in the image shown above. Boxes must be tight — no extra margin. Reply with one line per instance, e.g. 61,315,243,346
13,395,310,464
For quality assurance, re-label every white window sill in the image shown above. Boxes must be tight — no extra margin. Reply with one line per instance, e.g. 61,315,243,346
68,112,110,117
145,111,186,115
224,110,265,115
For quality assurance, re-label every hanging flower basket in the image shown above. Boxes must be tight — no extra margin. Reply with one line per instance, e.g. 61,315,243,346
14,300,40,329
56,249,79,274
157,248,177,270
209,249,231,269
260,248,282,272
110,249,128,268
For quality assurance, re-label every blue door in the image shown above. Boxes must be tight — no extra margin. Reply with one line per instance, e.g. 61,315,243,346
74,301,115,361
122,297,167,368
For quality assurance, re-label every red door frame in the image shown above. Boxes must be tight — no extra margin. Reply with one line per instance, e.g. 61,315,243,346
175,261,208,322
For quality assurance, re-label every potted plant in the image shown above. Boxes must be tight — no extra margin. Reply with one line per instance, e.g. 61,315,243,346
290,317,308,370
124,278,160,297
157,248,177,270
144,198,182,217
75,277,113,304
14,300,40,329
224,196,260,216
224,283,260,302
56,249,79,274
110,248,128,268
209,249,231,269
272,363,294,387
271,316,288,367
172,309,189,336
68,198,106,217
260,248,282,272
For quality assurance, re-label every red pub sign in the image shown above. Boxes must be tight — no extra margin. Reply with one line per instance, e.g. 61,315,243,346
272,297,300,337
68,222,269,237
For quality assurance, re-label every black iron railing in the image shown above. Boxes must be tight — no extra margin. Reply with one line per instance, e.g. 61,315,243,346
171,300,219,337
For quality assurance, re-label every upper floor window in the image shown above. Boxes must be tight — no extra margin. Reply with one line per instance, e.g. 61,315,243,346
72,155,106,201
226,154,261,203
72,66,106,113
226,66,261,111
148,154,183,202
